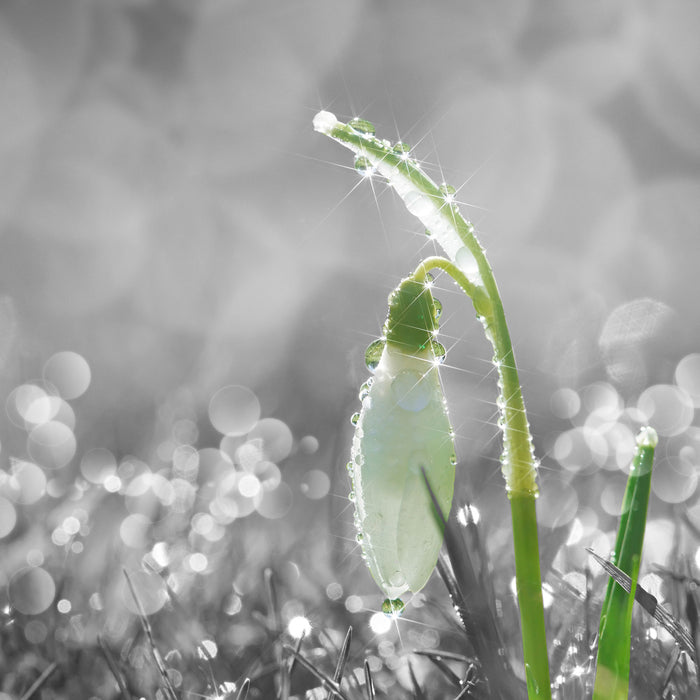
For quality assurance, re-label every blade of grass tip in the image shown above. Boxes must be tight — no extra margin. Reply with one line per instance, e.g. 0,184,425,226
423,470,522,698
659,644,682,698
452,679,478,700
363,660,375,700
407,659,427,700
586,550,696,659
98,636,131,700
413,650,462,687
592,426,658,700
281,645,351,700
283,629,306,700
18,661,57,700
324,627,353,700
235,678,251,700
412,650,474,664
123,569,178,700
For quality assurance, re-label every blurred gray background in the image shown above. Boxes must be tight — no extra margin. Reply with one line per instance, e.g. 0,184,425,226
1,0,700,581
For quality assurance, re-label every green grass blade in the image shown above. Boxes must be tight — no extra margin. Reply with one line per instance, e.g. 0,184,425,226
592,426,658,700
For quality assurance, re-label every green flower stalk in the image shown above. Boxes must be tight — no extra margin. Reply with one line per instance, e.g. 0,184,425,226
350,275,455,603
316,112,551,698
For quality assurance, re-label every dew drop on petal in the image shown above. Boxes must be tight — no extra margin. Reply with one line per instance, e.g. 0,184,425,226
43,351,91,400
430,340,446,364
208,385,260,436
381,597,405,617
365,339,385,372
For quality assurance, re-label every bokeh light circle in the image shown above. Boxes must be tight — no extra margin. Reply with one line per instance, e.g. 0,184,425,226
675,353,700,407
5,460,46,504
0,497,17,538
247,418,293,462
208,385,260,436
256,482,293,519
120,513,152,548
122,570,167,616
637,384,694,437
43,351,91,400
550,387,580,420
9,567,56,615
80,448,117,484
652,457,698,504
300,470,331,500
534,477,578,528
27,421,76,469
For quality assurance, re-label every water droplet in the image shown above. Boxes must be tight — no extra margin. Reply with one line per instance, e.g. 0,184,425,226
350,412,360,426
450,454,457,466
389,571,406,588
424,272,434,285
365,339,385,372
355,532,363,543
346,461,354,474
456,246,480,281
349,118,375,135
354,155,374,175
432,298,442,321
636,425,659,448
358,381,373,401
430,340,446,363
381,598,405,617
439,183,456,203
392,370,432,412
424,229,431,237
392,142,411,154
348,491,356,502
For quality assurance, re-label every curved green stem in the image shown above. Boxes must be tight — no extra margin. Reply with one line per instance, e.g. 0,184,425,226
315,112,550,698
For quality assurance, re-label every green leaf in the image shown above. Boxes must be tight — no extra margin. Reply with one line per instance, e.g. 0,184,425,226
593,426,658,700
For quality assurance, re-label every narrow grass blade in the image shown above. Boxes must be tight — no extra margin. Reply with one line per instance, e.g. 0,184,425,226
592,427,657,700
98,635,130,700
363,660,375,700
324,627,352,700
413,650,462,687
407,660,427,700
282,645,351,700
587,548,695,659
18,661,57,700
422,470,522,697
235,678,250,700
123,569,178,700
